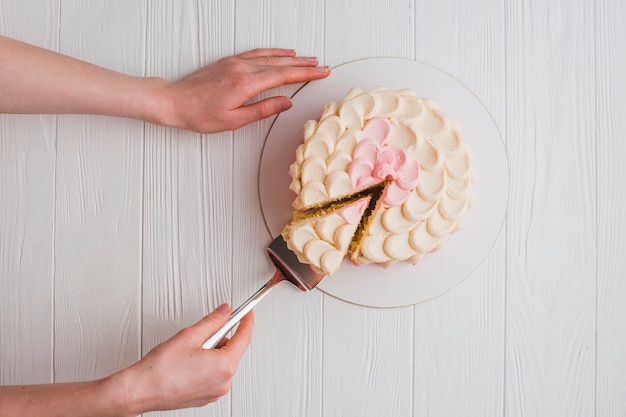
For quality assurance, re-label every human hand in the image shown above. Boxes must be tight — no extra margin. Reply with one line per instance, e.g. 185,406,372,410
115,304,254,415
0,38,328,133
156,48,331,133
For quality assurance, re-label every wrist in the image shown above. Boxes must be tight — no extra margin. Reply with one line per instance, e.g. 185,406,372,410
101,368,143,417
137,76,175,128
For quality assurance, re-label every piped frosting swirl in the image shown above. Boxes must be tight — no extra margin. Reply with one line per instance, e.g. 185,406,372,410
287,86,476,268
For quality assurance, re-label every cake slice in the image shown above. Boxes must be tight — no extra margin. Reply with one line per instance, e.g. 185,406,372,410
282,196,371,275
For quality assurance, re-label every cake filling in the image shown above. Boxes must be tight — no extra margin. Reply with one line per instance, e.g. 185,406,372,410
282,196,373,275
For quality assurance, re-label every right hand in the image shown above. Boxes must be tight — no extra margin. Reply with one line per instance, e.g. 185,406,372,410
116,304,254,414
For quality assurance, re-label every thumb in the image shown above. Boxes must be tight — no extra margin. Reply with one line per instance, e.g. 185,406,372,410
187,304,231,343
234,96,292,128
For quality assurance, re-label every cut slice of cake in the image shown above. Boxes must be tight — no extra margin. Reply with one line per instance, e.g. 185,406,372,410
282,196,371,275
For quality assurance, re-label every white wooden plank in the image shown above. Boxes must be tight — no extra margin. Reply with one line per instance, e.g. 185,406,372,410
0,115,56,385
413,1,506,416
325,0,414,62
142,1,234,416
197,0,236,311
53,0,144,382
413,248,506,416
505,1,596,416
596,1,626,415
231,1,325,416
0,0,59,386
323,301,414,416
323,1,415,416
5,2,624,417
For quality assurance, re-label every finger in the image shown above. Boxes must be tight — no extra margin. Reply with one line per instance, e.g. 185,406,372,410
215,336,230,349
255,66,331,93
246,55,321,68
237,48,296,59
231,96,293,128
222,311,254,358
187,304,232,343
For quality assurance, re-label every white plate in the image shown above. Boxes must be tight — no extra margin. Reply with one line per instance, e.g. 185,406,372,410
259,57,509,308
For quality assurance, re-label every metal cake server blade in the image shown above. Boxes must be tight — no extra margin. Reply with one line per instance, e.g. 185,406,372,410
202,234,325,349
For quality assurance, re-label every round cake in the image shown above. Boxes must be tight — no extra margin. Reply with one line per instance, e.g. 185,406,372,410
283,86,476,274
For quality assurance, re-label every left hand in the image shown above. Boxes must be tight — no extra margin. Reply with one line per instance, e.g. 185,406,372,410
156,48,331,133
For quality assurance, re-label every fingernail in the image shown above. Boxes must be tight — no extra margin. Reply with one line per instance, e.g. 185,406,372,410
279,98,293,112
305,56,318,62
317,66,330,72
216,304,230,314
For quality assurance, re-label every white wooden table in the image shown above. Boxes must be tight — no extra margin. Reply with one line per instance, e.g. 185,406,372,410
1,1,625,416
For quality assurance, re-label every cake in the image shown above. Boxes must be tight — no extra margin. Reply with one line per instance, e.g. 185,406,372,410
282,197,371,275
283,86,476,275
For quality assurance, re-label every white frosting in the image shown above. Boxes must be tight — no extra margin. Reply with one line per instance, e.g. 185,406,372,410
282,198,369,275
287,86,476,267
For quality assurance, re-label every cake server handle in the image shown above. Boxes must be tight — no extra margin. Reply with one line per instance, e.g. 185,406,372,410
201,269,285,349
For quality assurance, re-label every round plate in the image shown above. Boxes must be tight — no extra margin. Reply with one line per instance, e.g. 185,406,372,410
259,57,508,308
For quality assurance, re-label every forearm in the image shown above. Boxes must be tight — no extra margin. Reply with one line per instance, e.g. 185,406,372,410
0,307,254,417
0,373,134,417
0,39,330,133
0,35,167,123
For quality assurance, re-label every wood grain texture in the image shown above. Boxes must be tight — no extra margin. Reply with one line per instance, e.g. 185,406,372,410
4,0,626,416
413,1,506,416
142,2,233,416
231,1,325,416
324,0,414,63
0,115,56,385
196,0,235,311
322,300,414,417
505,1,596,416
0,0,59,386
323,1,415,416
596,1,626,416
53,0,145,382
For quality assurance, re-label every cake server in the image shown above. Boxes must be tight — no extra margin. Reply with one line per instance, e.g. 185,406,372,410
202,234,325,349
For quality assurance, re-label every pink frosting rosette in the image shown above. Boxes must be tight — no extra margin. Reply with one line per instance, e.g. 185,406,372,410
347,117,420,207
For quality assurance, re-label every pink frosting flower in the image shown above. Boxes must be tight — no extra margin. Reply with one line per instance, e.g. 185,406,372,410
347,118,420,207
